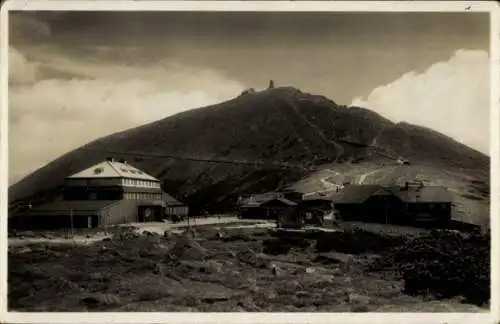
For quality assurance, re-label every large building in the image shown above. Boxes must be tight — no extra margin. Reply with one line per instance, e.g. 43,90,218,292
9,158,188,230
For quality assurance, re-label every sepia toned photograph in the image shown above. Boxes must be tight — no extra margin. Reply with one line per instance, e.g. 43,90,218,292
2,0,498,320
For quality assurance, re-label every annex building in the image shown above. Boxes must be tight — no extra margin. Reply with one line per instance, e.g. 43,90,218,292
10,158,188,230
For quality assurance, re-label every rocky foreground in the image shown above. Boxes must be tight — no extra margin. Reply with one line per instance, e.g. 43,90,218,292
8,225,490,312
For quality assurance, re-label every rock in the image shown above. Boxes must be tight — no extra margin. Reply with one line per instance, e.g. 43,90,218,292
347,293,371,306
80,293,121,309
163,231,170,238
296,290,308,297
215,231,225,239
17,247,32,254
170,231,209,261
23,231,35,237
237,249,269,268
271,263,279,275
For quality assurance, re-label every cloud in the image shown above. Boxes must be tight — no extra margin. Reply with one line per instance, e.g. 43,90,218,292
8,47,39,85
351,49,490,155
9,12,52,45
8,47,246,184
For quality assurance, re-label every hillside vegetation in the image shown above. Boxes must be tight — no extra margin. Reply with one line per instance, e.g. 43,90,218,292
9,87,489,222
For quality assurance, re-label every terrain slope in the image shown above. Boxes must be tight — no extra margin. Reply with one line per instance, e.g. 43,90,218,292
9,87,490,224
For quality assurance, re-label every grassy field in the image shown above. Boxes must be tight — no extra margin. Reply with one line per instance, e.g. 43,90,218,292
8,222,489,312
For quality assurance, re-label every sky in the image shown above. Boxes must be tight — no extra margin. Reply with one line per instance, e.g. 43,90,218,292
8,11,491,185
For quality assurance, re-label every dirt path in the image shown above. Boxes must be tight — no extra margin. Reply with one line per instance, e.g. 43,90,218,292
127,217,269,235
301,169,344,198
8,217,267,247
9,234,111,247
358,169,382,184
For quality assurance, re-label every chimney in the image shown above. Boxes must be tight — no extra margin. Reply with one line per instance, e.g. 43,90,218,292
404,181,409,191
106,157,115,162
118,158,126,164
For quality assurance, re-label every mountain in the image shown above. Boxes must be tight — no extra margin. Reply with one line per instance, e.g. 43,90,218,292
8,87,490,225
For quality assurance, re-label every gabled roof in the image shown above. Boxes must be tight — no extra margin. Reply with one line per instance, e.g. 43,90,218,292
164,193,185,207
333,185,381,204
67,160,158,181
238,192,280,206
240,197,297,208
389,186,452,203
333,184,453,205
261,197,297,207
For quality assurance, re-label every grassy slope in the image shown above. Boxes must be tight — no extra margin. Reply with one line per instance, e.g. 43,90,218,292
9,87,490,222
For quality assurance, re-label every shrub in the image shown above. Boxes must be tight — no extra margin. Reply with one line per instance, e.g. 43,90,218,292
371,230,490,306
263,239,292,255
315,228,407,254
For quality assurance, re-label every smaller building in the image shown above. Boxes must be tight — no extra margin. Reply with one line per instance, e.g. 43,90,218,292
298,197,334,226
333,182,453,227
164,193,189,222
238,195,297,220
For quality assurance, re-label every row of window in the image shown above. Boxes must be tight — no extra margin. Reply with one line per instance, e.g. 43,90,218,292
122,179,161,188
124,192,162,200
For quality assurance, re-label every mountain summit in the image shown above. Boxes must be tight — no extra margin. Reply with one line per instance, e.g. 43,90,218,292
9,87,489,224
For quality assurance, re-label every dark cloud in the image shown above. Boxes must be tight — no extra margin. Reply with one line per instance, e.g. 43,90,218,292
7,10,491,183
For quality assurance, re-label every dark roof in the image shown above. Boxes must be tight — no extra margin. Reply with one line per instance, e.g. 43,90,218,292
333,184,452,204
261,198,297,207
21,200,120,217
333,185,381,204
164,193,185,206
240,201,264,208
238,192,281,207
390,186,452,203
240,197,297,208
302,192,336,201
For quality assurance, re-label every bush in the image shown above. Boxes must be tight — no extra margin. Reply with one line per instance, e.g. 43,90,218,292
315,228,407,254
371,230,490,306
263,239,291,255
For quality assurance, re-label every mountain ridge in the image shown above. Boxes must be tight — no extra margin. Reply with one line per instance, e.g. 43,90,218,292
9,87,490,224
